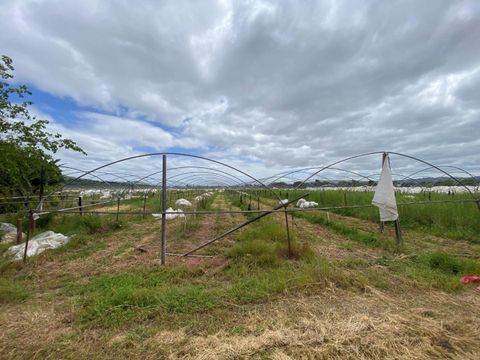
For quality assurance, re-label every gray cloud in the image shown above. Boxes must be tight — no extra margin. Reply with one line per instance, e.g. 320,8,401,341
1,0,479,178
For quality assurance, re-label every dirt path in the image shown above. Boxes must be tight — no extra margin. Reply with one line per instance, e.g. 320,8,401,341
167,193,245,257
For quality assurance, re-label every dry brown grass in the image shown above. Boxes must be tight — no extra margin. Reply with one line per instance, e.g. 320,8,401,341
133,287,480,360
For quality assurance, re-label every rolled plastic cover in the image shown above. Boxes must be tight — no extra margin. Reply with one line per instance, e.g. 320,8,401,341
372,154,399,222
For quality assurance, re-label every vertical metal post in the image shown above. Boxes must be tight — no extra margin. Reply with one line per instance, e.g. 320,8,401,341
284,207,292,258
116,197,120,222
16,218,23,244
379,221,385,233
161,154,167,265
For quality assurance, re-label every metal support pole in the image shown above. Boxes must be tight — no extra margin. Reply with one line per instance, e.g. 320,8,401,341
284,208,292,257
161,154,167,265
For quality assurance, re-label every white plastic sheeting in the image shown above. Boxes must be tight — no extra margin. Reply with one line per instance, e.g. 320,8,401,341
0,223,25,243
1,223,17,233
304,185,478,194
194,192,213,202
152,207,185,220
175,198,192,207
6,231,70,260
372,154,399,222
296,199,318,208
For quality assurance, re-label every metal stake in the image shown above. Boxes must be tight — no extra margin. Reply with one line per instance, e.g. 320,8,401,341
284,208,292,257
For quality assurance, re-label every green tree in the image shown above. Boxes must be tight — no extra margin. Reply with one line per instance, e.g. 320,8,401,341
0,55,85,211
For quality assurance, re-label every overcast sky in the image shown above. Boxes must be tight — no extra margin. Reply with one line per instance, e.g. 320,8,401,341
1,0,479,182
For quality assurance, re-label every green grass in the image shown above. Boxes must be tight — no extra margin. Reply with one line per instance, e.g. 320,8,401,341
43,214,124,236
0,278,31,303
295,211,395,250
74,266,219,328
67,212,348,330
257,189,480,242
375,252,480,292
72,256,354,330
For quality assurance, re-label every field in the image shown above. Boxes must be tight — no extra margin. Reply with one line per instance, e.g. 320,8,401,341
1,189,480,359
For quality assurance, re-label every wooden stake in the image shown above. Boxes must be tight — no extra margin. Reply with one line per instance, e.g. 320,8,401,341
78,196,83,216
284,209,292,257
16,218,22,244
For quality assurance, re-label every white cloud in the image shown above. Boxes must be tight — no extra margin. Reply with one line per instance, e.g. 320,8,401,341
1,0,480,181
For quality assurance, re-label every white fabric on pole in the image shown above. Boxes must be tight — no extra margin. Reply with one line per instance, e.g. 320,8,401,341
372,154,399,221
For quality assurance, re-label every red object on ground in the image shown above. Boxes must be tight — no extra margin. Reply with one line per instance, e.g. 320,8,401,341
460,276,480,283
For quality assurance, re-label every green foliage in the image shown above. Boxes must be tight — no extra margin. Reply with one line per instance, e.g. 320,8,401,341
50,214,123,236
0,142,64,212
1,55,85,212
